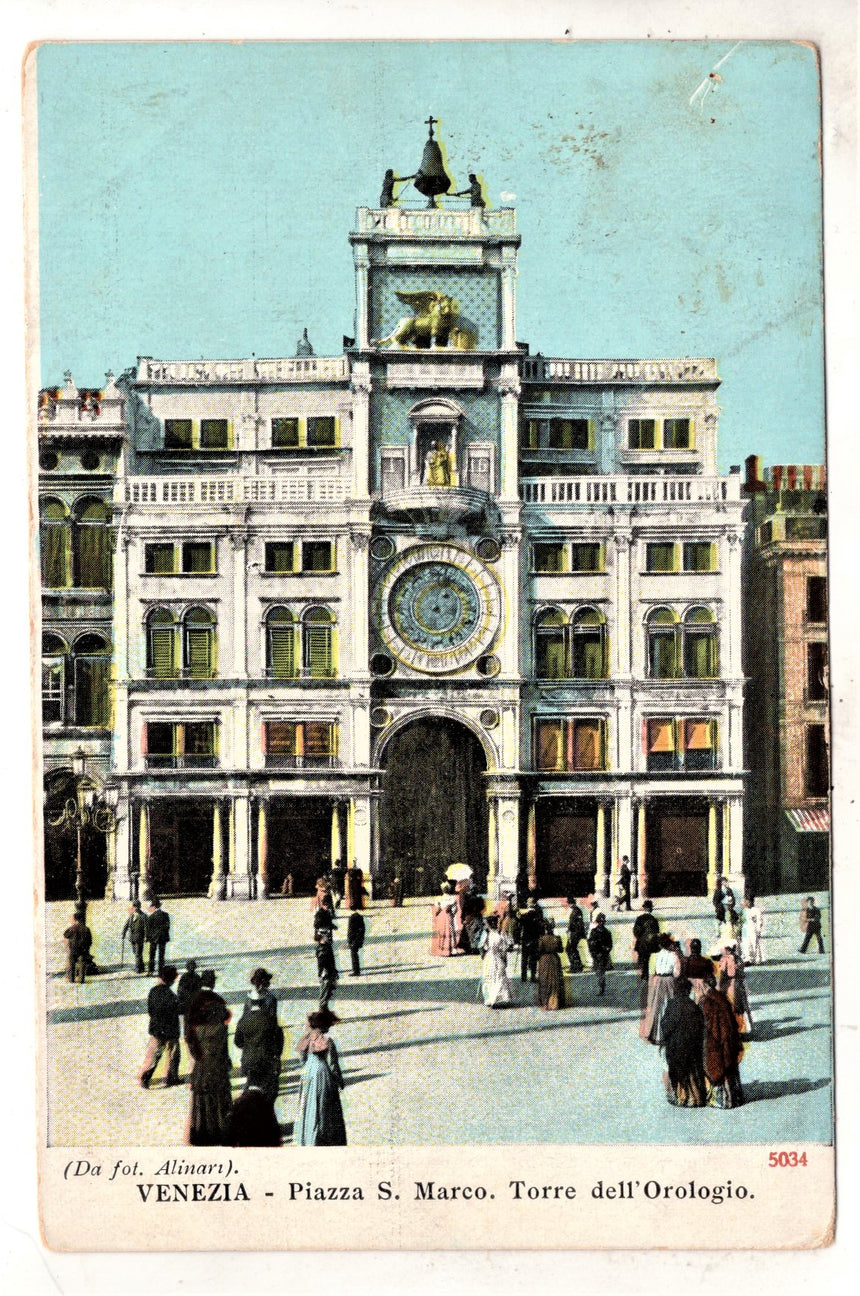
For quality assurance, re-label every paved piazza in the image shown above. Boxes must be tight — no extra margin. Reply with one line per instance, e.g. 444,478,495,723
44,894,832,1148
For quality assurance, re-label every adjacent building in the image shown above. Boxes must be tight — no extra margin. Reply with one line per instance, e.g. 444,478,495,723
742,456,829,894
39,159,750,904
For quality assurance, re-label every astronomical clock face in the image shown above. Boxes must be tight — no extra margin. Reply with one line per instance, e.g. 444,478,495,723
373,542,503,673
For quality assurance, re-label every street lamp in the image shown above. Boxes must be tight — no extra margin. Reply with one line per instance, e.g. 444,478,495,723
49,748,116,913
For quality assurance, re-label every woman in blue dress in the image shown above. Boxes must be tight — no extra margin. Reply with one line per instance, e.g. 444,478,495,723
294,1009,347,1146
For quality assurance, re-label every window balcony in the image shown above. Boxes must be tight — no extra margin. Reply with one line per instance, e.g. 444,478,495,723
145,755,219,770
264,755,341,770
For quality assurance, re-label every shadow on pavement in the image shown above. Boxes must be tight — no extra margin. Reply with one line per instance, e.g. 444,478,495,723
751,1016,827,1042
743,1077,832,1103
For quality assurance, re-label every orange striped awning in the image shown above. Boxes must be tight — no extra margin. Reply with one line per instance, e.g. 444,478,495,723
785,807,830,833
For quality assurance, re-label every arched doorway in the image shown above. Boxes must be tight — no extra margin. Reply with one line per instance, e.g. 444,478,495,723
43,770,107,902
380,716,489,896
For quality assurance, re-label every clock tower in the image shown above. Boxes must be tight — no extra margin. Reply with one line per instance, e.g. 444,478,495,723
349,126,524,896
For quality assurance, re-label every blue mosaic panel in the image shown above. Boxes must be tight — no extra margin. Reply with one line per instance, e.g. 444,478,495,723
370,267,501,350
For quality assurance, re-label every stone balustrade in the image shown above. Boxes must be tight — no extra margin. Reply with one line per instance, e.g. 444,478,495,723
124,474,348,505
520,473,740,506
521,356,719,384
354,206,518,238
135,355,350,385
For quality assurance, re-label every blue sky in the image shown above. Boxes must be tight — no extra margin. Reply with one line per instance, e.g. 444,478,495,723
35,40,824,471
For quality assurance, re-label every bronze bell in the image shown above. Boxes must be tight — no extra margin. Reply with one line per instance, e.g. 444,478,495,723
413,116,451,205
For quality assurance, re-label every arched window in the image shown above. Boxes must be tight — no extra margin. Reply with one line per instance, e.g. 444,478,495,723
183,606,216,679
683,607,719,679
73,633,111,727
73,498,112,589
39,498,71,589
303,607,336,678
571,607,606,679
146,608,178,679
646,607,680,679
42,632,68,723
534,609,568,679
266,606,297,679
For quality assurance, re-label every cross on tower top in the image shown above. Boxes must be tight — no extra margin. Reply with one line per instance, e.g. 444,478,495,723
425,115,437,138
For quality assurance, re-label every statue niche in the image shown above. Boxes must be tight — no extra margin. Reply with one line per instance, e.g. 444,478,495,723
376,291,477,351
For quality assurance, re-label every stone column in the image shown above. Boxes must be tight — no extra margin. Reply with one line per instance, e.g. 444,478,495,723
230,530,248,680
614,793,634,892
636,799,647,899
348,530,371,680
613,533,632,679
486,798,499,894
370,793,382,880
232,793,250,899
350,796,372,895
727,797,744,894
496,794,520,899
707,800,720,894
138,801,151,900
500,258,517,350
350,368,372,499
498,371,521,502
354,248,370,349
209,800,227,900
526,799,537,894
725,529,744,680
256,799,268,899
331,802,343,869
596,801,608,897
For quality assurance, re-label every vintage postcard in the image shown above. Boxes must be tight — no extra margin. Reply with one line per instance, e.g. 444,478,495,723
29,37,836,1253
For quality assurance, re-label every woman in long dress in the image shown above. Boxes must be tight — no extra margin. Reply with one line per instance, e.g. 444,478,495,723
639,933,681,1045
717,943,754,1036
185,990,234,1147
566,902,586,974
660,977,707,1107
294,1009,347,1146
537,926,566,1010
430,884,457,956
741,896,765,965
481,916,514,1007
700,976,745,1108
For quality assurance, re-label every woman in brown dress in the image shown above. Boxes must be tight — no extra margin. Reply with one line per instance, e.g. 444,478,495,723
185,986,234,1146
536,924,566,1010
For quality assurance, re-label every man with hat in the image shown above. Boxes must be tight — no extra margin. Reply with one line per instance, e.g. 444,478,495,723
139,965,181,1089
145,898,171,976
176,959,203,1022
248,967,278,1017
315,930,338,1010
63,909,92,984
121,900,146,974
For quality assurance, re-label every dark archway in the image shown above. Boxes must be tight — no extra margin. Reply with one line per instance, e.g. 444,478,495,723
380,716,488,896
43,770,107,902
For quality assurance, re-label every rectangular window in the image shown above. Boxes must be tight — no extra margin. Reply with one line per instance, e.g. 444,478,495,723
264,541,296,574
41,521,70,589
807,576,828,624
145,543,177,575
199,419,230,450
534,717,606,772
306,625,334,678
307,416,337,448
268,623,296,679
628,418,656,450
149,627,177,679
807,642,828,701
536,629,568,680
521,419,540,450
548,418,590,450
183,722,216,766
42,659,64,724
182,541,214,574
272,417,300,448
683,542,716,573
647,718,676,771
264,721,338,767
646,543,677,573
646,718,718,771
77,525,111,589
570,543,603,573
806,724,829,798
302,540,335,573
164,419,192,450
145,721,175,767
663,418,691,449
144,721,217,769
533,542,568,573
75,656,110,728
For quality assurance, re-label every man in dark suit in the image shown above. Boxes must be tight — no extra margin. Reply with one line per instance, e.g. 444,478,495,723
63,911,92,984
146,898,171,975
121,900,146,973
347,910,366,976
315,931,338,1010
799,896,825,953
519,897,545,983
139,965,181,1088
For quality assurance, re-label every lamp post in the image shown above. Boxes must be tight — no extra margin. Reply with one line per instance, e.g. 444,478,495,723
49,748,117,915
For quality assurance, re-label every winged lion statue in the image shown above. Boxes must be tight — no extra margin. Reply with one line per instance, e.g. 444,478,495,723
375,290,477,350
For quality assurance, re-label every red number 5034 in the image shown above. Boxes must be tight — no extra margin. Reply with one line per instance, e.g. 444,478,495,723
769,1151,808,1167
